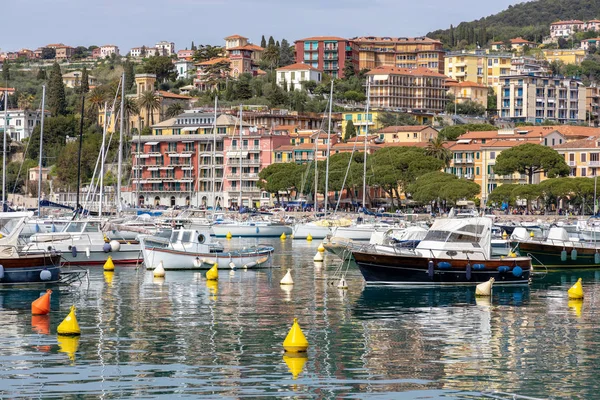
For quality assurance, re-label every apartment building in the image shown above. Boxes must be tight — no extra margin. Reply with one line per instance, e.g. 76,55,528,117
100,45,119,58
294,36,359,78
224,35,263,63
62,71,98,88
550,20,584,39
375,125,438,143
446,80,489,108
445,50,512,87
155,41,175,56
276,63,322,91
273,129,340,164
587,86,600,123
542,49,586,65
0,109,51,141
351,36,444,74
553,137,600,177
54,45,74,60
366,66,448,114
341,111,383,138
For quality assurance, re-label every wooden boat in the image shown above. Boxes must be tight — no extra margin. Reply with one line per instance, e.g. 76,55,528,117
351,217,531,286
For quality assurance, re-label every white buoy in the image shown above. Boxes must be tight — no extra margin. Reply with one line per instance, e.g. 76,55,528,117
314,261,323,268
193,257,202,267
229,269,235,277
109,240,121,252
153,261,166,278
476,278,495,297
314,251,324,262
229,261,236,270
336,277,348,289
85,247,91,258
280,269,294,285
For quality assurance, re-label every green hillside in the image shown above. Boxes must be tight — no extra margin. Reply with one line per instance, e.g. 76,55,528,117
427,0,600,48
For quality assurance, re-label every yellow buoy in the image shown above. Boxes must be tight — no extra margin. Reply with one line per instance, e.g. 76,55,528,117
568,277,584,299
226,231,232,240
283,318,309,353
153,261,166,278
206,263,219,281
313,251,324,262
280,269,294,285
306,234,313,242
57,305,81,336
206,279,218,297
283,352,308,379
475,278,495,297
502,230,508,239
317,243,325,253
530,231,535,238
508,252,517,258
103,256,115,271
568,299,583,317
280,232,287,240
57,334,80,363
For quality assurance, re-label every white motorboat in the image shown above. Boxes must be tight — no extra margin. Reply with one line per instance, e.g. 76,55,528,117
331,222,392,241
140,228,274,270
211,220,292,238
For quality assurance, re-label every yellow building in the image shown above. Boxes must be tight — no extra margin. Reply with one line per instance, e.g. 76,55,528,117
341,111,384,138
586,86,600,122
446,81,489,108
376,125,438,143
444,50,512,87
553,138,600,178
542,49,586,65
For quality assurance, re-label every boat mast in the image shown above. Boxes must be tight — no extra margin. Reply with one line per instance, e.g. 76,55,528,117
99,102,107,216
37,85,46,217
212,96,218,210
362,78,371,211
2,88,7,208
324,80,333,218
238,104,242,209
117,72,125,216
75,93,85,217
313,137,318,216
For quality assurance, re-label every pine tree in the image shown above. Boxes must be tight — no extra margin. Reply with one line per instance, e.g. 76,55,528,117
2,61,9,82
450,25,455,47
191,41,196,51
80,67,90,94
261,35,266,48
124,61,135,90
47,62,67,116
279,38,294,66
276,40,280,49
268,36,275,47
36,68,46,80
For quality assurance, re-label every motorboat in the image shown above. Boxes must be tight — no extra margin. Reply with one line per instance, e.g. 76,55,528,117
292,218,353,240
140,228,274,270
351,217,531,286
211,219,292,238
330,221,392,241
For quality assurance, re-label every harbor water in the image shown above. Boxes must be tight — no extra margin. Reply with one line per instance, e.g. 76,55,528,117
1,238,600,398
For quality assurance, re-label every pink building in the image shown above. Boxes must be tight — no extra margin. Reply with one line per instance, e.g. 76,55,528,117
178,49,195,60
223,127,290,207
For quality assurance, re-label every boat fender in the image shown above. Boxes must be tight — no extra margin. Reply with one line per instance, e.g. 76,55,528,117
48,246,53,252
595,253,600,264
473,264,486,271
85,247,91,258
40,269,52,281
561,249,567,262
193,257,202,267
246,261,257,268
0,264,4,280
103,243,112,253
512,266,523,277
198,234,205,244
571,249,577,261
466,263,472,280
256,227,259,234
428,260,434,278
110,240,121,252
71,246,77,258
437,261,452,270
497,266,510,273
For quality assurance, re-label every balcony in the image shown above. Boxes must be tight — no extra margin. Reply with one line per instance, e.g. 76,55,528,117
589,161,600,167
568,161,576,167
230,145,260,151
229,159,261,166
226,172,259,179
227,189,262,197
454,158,474,164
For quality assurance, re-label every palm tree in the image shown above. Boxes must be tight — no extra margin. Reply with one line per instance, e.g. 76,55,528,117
123,96,140,135
137,90,160,126
165,103,184,119
426,135,452,167
87,87,106,123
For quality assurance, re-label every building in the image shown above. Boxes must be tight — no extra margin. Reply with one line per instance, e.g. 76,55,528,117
174,60,194,80
54,45,74,60
490,41,505,51
550,20,584,39
194,57,230,91
542,49,586,65
273,129,340,164
510,56,550,76
587,85,600,124
226,45,256,77
366,66,448,114
92,47,101,59
276,63,322,91
584,20,600,32
553,137,600,177
155,41,175,56
445,50,512,86
62,71,97,88
224,35,263,63
242,109,337,131
100,45,119,58
351,36,444,74
497,74,586,124
178,49,195,60
341,111,384,138
581,38,600,51
375,125,438,143
0,109,51,141
446,80,489,108
129,47,146,58
29,167,50,182
509,37,538,51
294,36,359,78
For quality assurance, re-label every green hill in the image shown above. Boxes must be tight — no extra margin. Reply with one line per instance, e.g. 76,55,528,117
427,0,600,48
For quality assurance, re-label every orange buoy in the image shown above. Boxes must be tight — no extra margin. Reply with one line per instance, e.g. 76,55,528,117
32,289,52,315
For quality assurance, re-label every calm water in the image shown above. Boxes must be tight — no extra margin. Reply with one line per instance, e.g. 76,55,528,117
1,238,600,399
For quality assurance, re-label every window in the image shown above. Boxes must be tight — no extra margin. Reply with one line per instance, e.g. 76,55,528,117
490,151,496,159
582,167,587,177
254,139,259,147
413,133,417,138
581,153,587,162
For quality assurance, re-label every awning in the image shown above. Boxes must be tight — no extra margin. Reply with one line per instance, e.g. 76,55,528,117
182,127,199,132
227,151,249,157
145,141,158,145
182,140,194,143
137,154,150,158
147,167,159,171
169,154,180,157
179,154,192,158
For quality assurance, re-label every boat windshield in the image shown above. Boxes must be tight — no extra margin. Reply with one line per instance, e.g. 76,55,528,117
424,224,485,243
0,217,20,237
64,222,86,233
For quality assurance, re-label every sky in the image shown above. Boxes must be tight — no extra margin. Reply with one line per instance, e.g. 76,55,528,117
2,0,525,52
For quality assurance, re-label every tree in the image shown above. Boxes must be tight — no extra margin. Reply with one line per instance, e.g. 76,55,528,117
165,103,184,118
80,67,90,94
191,41,196,51
1,61,9,82
262,45,280,70
47,62,67,116
343,90,366,102
487,86,497,113
439,123,495,141
258,163,302,203
445,99,485,116
345,120,357,141
137,90,160,125
342,63,356,79
142,56,176,82
41,48,56,60
27,115,78,165
426,136,452,167
487,183,519,206
36,68,47,80
268,36,275,47
234,73,253,99
123,96,140,135
193,45,223,62
377,112,419,127
261,35,267,48
493,143,570,184
86,86,106,122
124,61,135,90
279,38,294,66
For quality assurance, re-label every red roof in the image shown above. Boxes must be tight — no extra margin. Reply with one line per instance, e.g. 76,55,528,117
510,37,535,44
196,57,229,66
446,80,488,89
551,20,584,25
277,62,322,72
366,66,447,78
158,91,192,100
296,36,347,42
378,125,434,133
227,44,263,51
352,36,442,45
224,34,248,40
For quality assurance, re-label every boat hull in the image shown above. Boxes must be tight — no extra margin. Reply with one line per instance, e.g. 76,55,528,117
352,251,531,286
516,241,600,269
142,246,273,270
212,224,292,238
292,224,331,240
0,254,62,285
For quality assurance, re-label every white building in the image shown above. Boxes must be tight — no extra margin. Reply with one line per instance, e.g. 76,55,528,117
100,45,120,58
174,60,194,80
550,20,584,39
275,63,322,91
0,109,51,141
156,41,175,56
581,38,600,51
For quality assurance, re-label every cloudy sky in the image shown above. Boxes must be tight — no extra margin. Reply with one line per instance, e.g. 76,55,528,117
3,0,523,52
